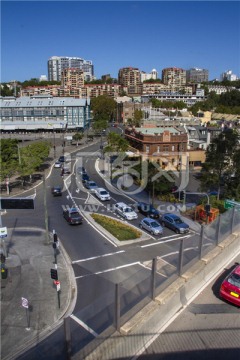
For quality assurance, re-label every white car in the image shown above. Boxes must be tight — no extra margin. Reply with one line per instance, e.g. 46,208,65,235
54,161,62,168
95,187,111,201
115,202,138,220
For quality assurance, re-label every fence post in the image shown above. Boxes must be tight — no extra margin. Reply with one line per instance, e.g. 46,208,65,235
178,239,184,276
64,317,72,360
198,224,204,259
115,283,120,332
231,207,235,234
151,258,157,300
216,214,221,245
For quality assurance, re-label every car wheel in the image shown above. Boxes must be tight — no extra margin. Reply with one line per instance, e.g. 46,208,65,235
139,224,142,228
161,221,165,227
151,231,154,235
175,228,180,234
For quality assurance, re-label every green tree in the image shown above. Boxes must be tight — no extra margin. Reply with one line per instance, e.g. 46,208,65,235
91,95,116,122
105,132,129,153
133,109,143,127
0,139,19,181
200,129,240,199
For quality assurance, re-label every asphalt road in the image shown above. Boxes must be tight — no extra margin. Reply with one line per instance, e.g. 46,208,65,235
3,137,231,359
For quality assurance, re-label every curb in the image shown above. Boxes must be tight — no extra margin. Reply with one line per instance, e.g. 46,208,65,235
2,230,78,360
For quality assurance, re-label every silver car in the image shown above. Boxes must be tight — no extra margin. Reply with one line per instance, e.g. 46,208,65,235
139,218,163,235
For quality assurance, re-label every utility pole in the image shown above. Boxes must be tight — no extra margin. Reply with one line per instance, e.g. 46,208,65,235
43,173,50,245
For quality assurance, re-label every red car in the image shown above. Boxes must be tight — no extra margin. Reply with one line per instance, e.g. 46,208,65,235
220,264,240,307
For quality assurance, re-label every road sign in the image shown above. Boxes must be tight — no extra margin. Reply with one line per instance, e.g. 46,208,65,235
21,297,29,308
0,227,7,238
0,198,34,209
54,280,61,292
224,199,240,209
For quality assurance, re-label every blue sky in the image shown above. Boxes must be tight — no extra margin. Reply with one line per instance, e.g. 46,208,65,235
1,1,240,82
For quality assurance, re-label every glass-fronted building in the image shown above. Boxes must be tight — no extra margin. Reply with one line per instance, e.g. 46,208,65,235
0,95,91,131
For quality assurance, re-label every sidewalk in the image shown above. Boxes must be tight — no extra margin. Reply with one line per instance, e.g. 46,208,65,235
1,228,76,360
0,135,100,360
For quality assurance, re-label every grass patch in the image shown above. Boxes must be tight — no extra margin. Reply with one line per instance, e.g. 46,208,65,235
91,213,142,241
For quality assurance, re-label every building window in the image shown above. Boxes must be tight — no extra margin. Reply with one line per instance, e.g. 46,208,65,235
163,145,169,152
172,145,175,151
146,145,149,153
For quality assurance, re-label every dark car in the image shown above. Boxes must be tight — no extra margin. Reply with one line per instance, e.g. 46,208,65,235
81,173,90,183
137,202,159,219
58,156,65,162
77,166,86,175
220,263,240,307
51,186,62,196
63,207,83,225
159,213,189,234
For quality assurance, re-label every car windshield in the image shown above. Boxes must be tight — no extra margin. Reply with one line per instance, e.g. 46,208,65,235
89,182,96,186
227,273,240,287
125,208,133,213
100,191,108,195
151,222,159,228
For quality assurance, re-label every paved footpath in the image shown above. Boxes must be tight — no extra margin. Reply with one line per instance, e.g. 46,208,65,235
0,226,76,360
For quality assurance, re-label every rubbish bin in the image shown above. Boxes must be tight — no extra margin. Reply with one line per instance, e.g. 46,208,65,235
1,268,8,279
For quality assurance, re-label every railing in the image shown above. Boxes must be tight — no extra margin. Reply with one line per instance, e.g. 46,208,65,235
66,206,240,355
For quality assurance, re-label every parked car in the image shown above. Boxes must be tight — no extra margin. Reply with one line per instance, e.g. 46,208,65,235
84,180,98,192
115,202,138,220
137,202,159,219
95,187,111,201
54,161,62,168
81,173,90,183
139,218,163,235
220,263,240,307
51,186,62,196
77,166,86,175
159,213,189,234
63,207,83,225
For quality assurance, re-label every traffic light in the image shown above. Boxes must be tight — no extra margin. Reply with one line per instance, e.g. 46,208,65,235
205,204,211,216
50,268,58,280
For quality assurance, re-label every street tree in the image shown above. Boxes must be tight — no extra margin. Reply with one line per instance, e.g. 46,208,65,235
200,128,240,200
91,95,116,122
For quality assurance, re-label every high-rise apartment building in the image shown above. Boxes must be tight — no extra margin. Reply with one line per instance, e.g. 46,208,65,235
220,70,238,81
61,68,85,88
186,68,209,83
48,56,94,82
118,67,142,95
141,69,158,82
162,67,186,90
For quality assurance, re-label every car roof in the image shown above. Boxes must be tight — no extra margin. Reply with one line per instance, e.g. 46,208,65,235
233,265,240,276
163,213,180,219
142,217,158,223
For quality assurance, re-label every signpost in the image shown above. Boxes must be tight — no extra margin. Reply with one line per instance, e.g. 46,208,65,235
224,199,240,209
21,297,30,330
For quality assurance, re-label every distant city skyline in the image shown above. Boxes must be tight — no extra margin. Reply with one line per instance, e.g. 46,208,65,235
1,1,240,83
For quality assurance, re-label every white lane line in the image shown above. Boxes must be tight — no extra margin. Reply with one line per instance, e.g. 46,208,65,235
141,235,192,248
72,250,125,264
70,314,98,337
75,261,141,279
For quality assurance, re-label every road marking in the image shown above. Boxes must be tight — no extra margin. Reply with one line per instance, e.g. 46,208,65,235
75,261,141,279
72,250,125,264
70,314,98,337
141,234,192,248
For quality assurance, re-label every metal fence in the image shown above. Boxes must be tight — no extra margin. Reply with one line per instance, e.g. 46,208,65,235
66,206,240,357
